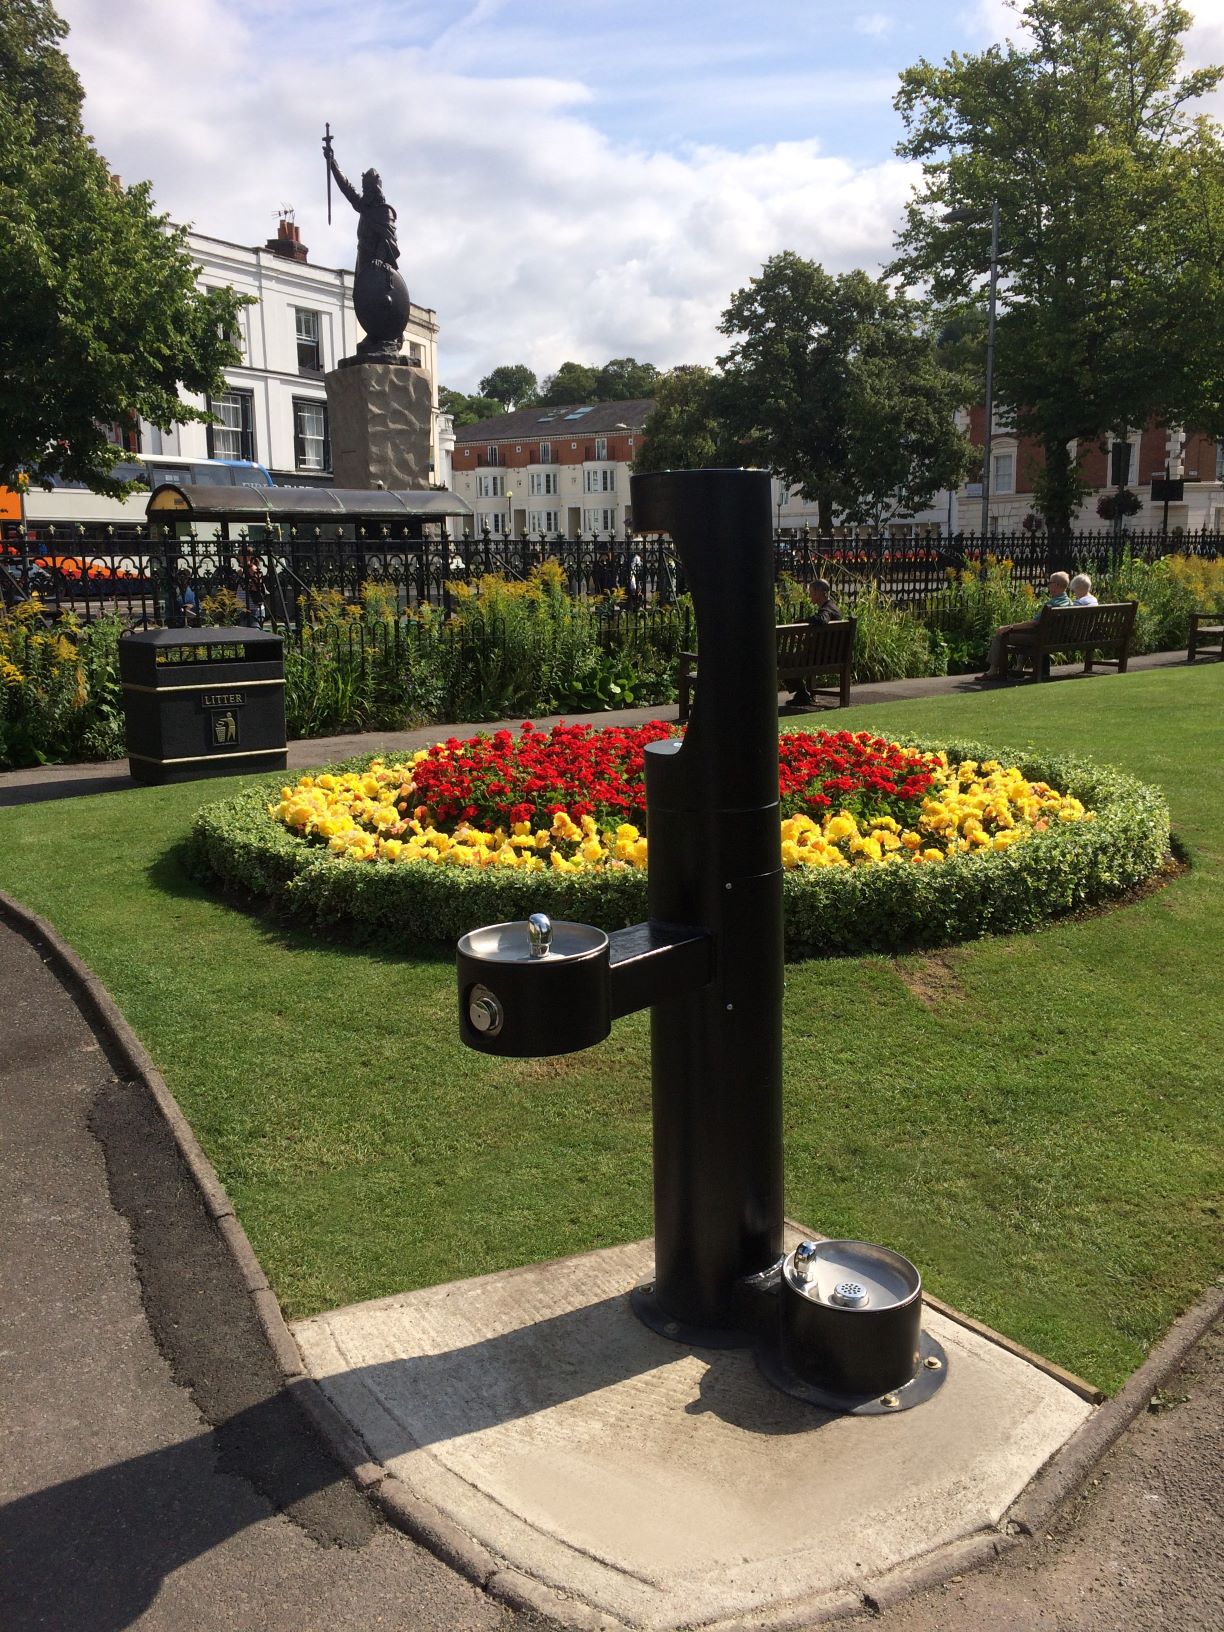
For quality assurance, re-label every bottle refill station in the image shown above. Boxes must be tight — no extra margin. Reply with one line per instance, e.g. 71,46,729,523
457,468,946,1413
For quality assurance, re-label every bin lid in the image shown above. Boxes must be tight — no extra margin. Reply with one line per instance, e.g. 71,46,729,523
118,625,283,648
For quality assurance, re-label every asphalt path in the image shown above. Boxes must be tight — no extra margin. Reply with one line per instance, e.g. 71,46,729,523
0,915,533,1632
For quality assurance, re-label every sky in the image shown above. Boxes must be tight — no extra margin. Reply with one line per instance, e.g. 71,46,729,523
54,0,1224,392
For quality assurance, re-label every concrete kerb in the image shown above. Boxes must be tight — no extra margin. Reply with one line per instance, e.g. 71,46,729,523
1003,1277,1224,1539
2,879,1222,1630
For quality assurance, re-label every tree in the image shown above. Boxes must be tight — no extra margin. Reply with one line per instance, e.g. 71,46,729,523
634,367,741,473
0,2,246,496
891,0,1224,530
592,357,659,401
715,253,975,529
477,363,538,409
438,386,503,427
537,361,599,406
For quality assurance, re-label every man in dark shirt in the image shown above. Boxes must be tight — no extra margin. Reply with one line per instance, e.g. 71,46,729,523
807,578,842,626
790,578,843,704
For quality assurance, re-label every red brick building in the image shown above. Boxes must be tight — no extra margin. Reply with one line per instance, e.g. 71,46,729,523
451,400,654,537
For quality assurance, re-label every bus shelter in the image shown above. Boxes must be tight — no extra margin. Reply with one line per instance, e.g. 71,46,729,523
145,484,475,626
145,483,471,545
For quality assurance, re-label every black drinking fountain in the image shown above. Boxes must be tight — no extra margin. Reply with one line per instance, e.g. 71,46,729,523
456,467,947,1414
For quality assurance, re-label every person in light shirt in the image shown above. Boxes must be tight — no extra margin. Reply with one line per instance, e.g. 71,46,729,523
977,570,1072,681
1070,573,1098,606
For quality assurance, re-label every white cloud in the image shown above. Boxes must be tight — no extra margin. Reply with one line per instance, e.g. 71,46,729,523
55,0,920,391
855,12,895,39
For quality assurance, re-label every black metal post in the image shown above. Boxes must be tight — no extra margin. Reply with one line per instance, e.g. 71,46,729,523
629,468,785,1341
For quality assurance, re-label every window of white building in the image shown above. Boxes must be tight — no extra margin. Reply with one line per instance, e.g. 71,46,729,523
476,474,505,498
595,437,608,460
529,471,558,496
584,467,616,493
295,308,322,373
207,389,255,461
480,512,506,535
1108,437,1137,486
293,399,330,471
991,450,1015,494
584,507,617,534
528,509,560,533
538,440,552,463
486,445,500,466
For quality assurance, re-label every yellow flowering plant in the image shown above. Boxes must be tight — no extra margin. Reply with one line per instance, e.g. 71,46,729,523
194,732,1169,957
265,724,1094,877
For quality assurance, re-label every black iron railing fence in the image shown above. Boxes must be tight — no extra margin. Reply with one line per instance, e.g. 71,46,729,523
2,523,1220,631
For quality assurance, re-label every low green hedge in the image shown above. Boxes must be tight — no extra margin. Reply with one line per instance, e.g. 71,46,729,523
188,739,1170,959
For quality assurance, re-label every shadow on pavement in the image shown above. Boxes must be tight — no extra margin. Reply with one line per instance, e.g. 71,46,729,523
0,771,134,807
0,1399,357,1632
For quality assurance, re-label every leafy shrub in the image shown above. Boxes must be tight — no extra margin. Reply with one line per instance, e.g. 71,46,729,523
846,590,944,682
923,560,1038,672
1096,488,1143,521
774,577,943,680
0,602,126,769
284,585,418,737
189,739,1169,960
1092,553,1223,655
436,564,684,719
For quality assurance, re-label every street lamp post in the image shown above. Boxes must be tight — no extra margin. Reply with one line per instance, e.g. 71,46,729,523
981,199,1000,541
944,199,1000,541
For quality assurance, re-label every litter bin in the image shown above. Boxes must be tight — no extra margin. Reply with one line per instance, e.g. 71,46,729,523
119,627,288,785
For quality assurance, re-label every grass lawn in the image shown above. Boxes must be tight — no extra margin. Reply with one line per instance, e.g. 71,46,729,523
1,663,1221,1393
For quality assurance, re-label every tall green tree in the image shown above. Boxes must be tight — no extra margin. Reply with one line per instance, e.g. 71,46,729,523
537,361,599,406
891,0,1224,530
634,366,740,473
713,253,974,528
477,363,538,409
592,357,659,401
0,2,245,496
438,386,504,427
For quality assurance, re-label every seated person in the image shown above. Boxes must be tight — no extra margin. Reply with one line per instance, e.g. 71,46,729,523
977,571,1072,681
791,577,844,704
1070,573,1098,606
807,577,843,627
173,568,199,627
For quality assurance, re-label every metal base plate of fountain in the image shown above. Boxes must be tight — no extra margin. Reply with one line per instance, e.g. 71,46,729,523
755,1329,949,1415
629,1258,782,1350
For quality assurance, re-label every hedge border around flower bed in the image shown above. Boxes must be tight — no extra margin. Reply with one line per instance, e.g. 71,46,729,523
187,736,1172,960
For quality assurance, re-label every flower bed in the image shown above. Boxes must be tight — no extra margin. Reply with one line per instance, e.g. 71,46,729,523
190,722,1170,957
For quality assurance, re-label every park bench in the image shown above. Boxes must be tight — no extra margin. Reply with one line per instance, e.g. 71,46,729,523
1001,600,1137,681
677,618,857,723
1188,611,1223,662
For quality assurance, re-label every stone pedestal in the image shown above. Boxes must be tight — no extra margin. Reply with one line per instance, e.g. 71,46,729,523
325,361,432,490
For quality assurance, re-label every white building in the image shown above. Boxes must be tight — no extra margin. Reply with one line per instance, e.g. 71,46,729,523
137,217,444,485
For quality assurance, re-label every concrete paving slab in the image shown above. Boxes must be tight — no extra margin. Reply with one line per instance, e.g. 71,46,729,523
292,1238,1093,1631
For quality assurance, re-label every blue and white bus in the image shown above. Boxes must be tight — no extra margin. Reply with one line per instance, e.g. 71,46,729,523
4,455,274,544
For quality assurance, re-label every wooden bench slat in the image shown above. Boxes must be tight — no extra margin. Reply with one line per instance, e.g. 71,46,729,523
678,619,856,722
1189,610,1224,662
1004,601,1137,681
